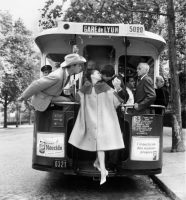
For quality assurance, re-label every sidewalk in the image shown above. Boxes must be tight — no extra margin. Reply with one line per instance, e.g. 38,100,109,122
0,124,33,129
152,127,186,200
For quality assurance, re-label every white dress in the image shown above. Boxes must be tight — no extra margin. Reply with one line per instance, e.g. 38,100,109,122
68,87,125,151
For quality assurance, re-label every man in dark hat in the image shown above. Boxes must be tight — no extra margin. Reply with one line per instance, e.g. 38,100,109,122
41,65,52,76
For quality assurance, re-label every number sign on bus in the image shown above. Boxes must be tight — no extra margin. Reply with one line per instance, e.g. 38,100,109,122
129,25,144,34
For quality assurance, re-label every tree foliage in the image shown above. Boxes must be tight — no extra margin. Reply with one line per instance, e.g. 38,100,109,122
0,11,40,127
39,0,185,104
39,0,64,29
39,1,185,75
175,0,186,106
39,0,164,32
0,11,13,35
38,0,186,151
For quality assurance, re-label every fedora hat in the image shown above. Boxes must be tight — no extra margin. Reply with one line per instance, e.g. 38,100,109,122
41,65,52,72
61,53,86,68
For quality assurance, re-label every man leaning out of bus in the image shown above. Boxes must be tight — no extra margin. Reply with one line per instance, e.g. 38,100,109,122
17,53,86,112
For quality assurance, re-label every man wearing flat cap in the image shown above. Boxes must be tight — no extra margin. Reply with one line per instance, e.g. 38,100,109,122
41,65,52,76
18,53,86,111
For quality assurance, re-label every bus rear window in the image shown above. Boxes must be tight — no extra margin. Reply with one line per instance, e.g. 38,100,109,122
46,53,66,63
118,55,154,79
83,45,115,67
46,53,66,69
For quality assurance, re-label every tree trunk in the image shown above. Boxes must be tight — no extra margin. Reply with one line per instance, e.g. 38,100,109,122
167,0,185,152
28,108,32,125
3,94,8,128
15,103,19,127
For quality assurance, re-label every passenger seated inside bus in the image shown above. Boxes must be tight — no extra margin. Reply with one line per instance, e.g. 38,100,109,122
154,75,169,114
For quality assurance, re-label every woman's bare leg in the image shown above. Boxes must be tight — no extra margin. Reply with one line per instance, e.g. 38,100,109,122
97,151,108,185
93,155,101,171
97,151,105,171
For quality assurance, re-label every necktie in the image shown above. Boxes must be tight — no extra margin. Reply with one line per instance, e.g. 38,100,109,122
61,76,71,96
136,77,140,86
64,75,70,87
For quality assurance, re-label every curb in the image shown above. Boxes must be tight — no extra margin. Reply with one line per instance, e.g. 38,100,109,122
0,125,33,129
150,175,182,200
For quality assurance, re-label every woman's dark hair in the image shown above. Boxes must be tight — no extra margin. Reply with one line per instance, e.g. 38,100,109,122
100,64,115,77
85,69,100,83
126,75,134,83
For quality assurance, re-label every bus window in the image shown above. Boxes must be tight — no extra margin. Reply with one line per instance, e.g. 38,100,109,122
118,55,154,80
83,45,115,68
46,53,66,70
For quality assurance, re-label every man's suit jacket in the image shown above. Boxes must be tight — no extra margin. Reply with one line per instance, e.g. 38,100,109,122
21,67,67,111
134,75,156,112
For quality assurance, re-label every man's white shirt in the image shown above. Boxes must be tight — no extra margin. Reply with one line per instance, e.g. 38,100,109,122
126,87,134,104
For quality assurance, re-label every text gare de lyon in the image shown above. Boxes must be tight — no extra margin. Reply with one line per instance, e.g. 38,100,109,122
83,25,119,34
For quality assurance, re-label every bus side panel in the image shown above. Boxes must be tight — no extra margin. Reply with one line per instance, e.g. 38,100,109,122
120,113,163,174
32,104,79,172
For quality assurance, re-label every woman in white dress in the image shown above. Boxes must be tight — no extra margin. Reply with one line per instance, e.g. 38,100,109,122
68,69,124,185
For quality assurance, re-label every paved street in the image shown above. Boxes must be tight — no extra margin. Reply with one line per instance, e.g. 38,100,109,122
0,125,172,200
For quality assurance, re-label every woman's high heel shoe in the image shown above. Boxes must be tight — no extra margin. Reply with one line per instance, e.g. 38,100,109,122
100,170,108,185
93,160,101,171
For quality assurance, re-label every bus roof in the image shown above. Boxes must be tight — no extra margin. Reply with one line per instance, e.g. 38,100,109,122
35,22,166,53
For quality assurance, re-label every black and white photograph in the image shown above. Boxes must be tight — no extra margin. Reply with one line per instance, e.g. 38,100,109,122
0,0,185,199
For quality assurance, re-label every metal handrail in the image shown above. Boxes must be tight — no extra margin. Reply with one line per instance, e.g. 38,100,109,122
51,101,80,106
120,104,165,114
120,104,165,109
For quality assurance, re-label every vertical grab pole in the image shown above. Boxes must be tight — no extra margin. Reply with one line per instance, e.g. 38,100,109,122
74,74,76,97
124,37,128,86
123,37,128,158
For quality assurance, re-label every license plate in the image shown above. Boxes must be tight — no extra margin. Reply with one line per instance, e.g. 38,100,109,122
54,159,67,168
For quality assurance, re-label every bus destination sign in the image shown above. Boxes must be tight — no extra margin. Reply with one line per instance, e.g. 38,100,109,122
83,25,119,34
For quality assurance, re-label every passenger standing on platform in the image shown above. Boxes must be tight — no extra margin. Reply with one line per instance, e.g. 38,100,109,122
126,75,135,105
68,69,124,185
17,53,86,111
101,64,129,103
134,62,156,113
100,64,129,170
154,75,169,114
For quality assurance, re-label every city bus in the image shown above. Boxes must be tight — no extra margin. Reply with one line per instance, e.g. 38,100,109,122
32,22,166,178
